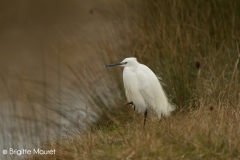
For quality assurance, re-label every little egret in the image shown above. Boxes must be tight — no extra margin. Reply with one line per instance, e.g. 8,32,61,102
105,57,175,126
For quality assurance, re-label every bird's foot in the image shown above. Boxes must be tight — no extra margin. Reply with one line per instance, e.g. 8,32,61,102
123,101,135,111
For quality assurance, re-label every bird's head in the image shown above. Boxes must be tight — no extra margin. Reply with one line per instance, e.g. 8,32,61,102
105,57,138,68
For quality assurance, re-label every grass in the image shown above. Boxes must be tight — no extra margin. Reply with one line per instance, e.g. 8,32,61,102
28,106,240,160
10,0,240,159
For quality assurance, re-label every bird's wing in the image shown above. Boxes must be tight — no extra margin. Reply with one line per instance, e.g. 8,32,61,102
136,69,155,108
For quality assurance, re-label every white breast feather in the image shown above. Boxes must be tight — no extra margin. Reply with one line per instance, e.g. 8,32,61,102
123,67,147,113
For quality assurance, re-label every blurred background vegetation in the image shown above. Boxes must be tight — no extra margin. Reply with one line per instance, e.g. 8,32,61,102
0,0,239,159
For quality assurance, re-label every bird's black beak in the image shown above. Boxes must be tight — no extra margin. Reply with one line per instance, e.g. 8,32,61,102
105,62,127,67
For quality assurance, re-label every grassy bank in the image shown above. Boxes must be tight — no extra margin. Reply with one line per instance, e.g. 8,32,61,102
28,0,240,159
29,106,239,159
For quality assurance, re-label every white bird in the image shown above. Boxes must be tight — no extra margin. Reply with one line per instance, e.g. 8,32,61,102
105,57,175,125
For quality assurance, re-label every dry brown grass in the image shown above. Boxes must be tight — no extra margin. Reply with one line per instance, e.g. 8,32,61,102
28,105,240,160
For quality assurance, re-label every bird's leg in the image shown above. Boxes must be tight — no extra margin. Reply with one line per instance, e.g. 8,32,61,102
144,110,148,126
124,102,135,110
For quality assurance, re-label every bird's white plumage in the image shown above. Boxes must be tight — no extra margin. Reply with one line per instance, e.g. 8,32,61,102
121,57,175,119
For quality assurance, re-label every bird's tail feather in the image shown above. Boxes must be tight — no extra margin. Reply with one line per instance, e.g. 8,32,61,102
156,100,176,118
